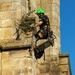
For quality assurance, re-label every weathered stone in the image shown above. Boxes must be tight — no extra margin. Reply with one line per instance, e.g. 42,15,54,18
0,0,71,75
0,0,14,2
52,0,60,6
15,2,22,10
9,50,30,58
0,2,12,11
59,57,68,65
1,27,15,39
0,19,2,27
2,52,9,59
0,28,2,38
60,72,67,75
45,47,51,56
1,11,14,19
1,19,14,27
59,65,68,72
52,11,60,22
0,52,1,75
37,62,50,74
51,18,60,28
2,69,13,75
51,25,60,36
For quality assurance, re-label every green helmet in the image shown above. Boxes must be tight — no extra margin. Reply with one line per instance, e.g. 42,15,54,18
36,8,44,14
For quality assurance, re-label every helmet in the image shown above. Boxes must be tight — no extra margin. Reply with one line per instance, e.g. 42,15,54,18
36,8,45,14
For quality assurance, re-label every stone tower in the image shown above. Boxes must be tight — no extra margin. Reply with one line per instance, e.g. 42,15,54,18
0,0,71,75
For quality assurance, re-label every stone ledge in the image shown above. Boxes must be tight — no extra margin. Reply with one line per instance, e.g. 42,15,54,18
59,54,72,75
0,39,31,51
59,54,69,57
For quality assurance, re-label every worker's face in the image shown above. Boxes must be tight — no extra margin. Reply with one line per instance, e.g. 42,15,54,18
37,14,41,18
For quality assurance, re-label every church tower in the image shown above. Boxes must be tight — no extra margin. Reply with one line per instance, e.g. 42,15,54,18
0,0,71,75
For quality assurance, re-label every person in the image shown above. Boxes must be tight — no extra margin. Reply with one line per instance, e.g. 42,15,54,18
32,8,51,48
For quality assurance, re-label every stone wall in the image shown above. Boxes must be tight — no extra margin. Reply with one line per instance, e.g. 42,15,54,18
0,0,36,75
1,50,34,75
0,0,71,75
59,54,72,75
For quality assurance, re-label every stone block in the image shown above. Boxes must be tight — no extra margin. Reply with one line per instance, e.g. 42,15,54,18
42,0,48,4
52,48,60,55
2,27,15,39
52,11,60,22
0,0,14,2
45,4,51,15
31,0,36,10
0,19,2,27
44,63,50,73
37,62,50,74
59,65,68,71
37,63,45,74
60,72,67,75
13,68,22,75
52,0,60,6
51,25,60,36
0,28,2,38
21,5,26,13
16,59,25,68
1,53,33,75
51,0,56,3
51,18,60,28
50,72,60,75
0,2,12,11
37,74,44,75
0,52,1,59
1,11,14,20
24,67,33,75
50,63,60,75
12,58,26,68
45,73,50,75
15,2,22,11
54,41,60,51
2,52,9,59
45,55,51,62
9,50,31,58
15,12,22,20
2,58,14,70
25,67,33,75
59,57,68,65
2,69,13,75
49,47,54,55
0,52,1,75
56,0,60,6
23,37,32,45
15,0,22,2
2,19,14,27
49,55,58,62
21,0,26,6
36,0,40,5
25,58,32,67
54,34,60,43
52,3,60,14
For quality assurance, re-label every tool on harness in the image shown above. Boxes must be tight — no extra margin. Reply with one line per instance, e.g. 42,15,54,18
34,14,53,43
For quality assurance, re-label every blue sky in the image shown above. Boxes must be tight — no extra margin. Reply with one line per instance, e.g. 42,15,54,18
60,0,75,75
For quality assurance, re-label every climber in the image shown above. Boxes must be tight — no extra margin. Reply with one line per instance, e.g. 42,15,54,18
31,8,53,48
